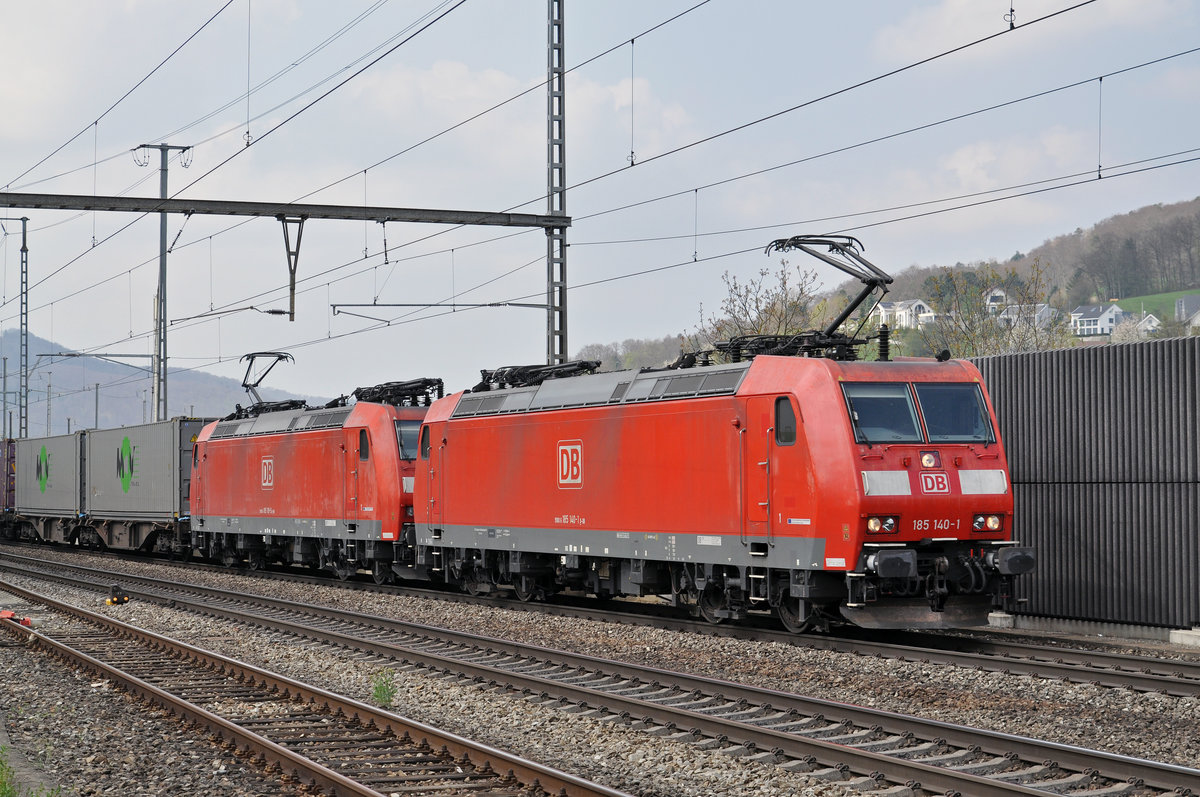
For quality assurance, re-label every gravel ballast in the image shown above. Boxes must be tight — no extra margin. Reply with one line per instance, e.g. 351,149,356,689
3,549,1199,795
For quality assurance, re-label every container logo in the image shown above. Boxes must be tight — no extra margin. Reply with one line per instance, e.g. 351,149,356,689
261,457,274,489
557,441,582,488
117,436,138,493
919,471,950,494
35,446,50,493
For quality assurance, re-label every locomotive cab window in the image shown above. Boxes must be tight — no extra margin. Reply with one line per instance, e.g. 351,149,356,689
419,426,431,459
842,383,922,444
774,397,797,445
914,383,994,443
394,420,421,461
359,429,370,460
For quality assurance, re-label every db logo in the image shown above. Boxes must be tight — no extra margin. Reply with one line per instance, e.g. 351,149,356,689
261,457,275,489
920,471,949,494
558,441,583,488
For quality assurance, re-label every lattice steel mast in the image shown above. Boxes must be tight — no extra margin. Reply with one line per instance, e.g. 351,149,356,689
546,0,567,364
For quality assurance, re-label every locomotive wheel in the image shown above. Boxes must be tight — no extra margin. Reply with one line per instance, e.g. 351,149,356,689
775,595,813,634
513,576,538,602
372,562,394,585
247,552,266,571
221,548,239,568
697,585,728,624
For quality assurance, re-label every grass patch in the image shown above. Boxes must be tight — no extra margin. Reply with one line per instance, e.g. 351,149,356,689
0,746,60,797
370,669,398,708
1116,288,1200,322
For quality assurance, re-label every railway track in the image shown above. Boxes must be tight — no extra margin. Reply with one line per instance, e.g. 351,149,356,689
4,554,1198,797
174,555,1200,697
6,545,1199,698
0,580,631,797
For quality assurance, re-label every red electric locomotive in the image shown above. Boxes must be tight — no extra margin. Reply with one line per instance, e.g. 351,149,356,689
412,354,1033,630
411,237,1034,630
191,362,443,581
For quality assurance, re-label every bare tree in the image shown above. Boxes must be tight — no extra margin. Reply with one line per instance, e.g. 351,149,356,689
919,259,1074,357
1110,318,1147,344
686,260,824,350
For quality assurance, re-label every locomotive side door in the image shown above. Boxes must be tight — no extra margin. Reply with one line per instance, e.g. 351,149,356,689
419,424,442,529
343,428,365,531
743,396,773,540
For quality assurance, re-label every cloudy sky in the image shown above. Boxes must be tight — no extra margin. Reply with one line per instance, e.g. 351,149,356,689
0,0,1196,406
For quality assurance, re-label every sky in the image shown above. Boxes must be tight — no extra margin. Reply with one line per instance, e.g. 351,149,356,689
0,0,1197,411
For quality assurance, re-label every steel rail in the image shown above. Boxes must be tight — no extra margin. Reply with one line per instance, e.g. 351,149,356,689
878,628,1200,682
0,596,383,796
6,547,1197,696
0,580,633,797
6,558,1198,797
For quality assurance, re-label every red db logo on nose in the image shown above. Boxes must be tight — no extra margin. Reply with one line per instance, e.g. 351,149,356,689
920,472,949,494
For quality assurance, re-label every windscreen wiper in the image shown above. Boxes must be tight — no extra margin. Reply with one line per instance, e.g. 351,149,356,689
846,399,873,448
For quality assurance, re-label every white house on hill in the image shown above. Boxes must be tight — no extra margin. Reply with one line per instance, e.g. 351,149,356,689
870,299,934,330
1175,294,1200,331
1070,304,1127,336
998,303,1059,329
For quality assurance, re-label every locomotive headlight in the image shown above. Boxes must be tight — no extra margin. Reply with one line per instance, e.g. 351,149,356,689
973,514,1003,531
866,516,897,534
920,451,940,468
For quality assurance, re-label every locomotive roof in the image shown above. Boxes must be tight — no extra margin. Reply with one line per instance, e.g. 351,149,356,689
207,404,356,439
445,355,982,421
451,361,752,419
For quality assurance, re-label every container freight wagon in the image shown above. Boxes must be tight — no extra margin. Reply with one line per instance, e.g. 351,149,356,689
12,420,210,553
1,439,14,518
14,432,86,543
85,419,211,554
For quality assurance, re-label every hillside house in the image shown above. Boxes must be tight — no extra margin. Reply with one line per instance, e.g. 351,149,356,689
1137,314,1163,335
983,288,1008,315
1175,294,1200,326
870,298,933,330
998,303,1059,329
1070,304,1127,336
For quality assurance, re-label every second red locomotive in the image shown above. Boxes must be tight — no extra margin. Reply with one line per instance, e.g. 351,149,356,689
190,378,441,582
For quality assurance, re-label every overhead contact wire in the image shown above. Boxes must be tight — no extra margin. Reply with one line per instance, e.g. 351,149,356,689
3,0,235,189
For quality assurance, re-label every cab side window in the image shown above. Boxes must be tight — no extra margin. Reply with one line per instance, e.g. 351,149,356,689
359,429,370,460
775,397,797,446
419,426,431,459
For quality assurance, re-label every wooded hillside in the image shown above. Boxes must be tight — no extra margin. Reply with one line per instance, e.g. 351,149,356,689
575,196,1200,367
835,196,1200,309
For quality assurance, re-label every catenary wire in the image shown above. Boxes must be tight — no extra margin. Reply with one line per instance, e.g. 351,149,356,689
8,0,1052,314
3,1,235,190
2,0,1156,372
0,1,467,308
63,146,1200,373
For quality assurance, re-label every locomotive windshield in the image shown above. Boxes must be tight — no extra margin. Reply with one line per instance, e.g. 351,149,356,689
843,383,922,443
843,382,994,444
914,383,994,443
394,420,421,460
